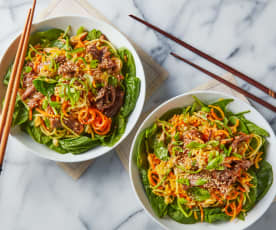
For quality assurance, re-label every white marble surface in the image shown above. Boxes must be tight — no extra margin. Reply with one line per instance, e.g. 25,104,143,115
0,0,276,229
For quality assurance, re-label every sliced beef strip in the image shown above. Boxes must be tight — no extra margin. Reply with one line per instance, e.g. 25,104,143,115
98,58,116,71
103,89,124,117
181,158,252,194
50,118,62,129
63,117,84,135
58,62,76,76
86,44,102,60
21,85,36,100
231,134,251,151
95,86,124,117
55,55,66,65
26,92,44,109
22,73,35,88
182,129,204,147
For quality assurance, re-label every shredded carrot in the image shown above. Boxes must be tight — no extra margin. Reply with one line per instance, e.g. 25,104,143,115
78,107,90,124
29,109,33,120
35,108,60,118
88,108,112,135
230,118,240,133
200,205,204,222
255,152,264,169
194,211,198,220
216,129,230,137
148,170,158,187
208,105,225,120
62,101,70,117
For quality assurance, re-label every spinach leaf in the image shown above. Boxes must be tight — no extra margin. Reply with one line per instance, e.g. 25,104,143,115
22,121,51,145
50,39,66,49
243,170,257,211
106,114,126,146
118,48,140,117
204,208,230,223
153,138,169,161
255,160,273,201
3,64,12,85
59,136,101,154
245,119,269,137
167,202,196,224
135,130,148,170
159,108,183,121
188,187,210,201
86,29,102,40
12,97,29,126
29,29,64,46
140,169,168,217
33,78,56,96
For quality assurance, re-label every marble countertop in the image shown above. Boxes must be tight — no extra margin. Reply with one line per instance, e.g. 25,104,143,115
0,0,275,229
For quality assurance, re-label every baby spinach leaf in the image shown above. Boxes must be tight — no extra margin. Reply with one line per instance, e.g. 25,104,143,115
153,138,169,161
204,208,230,223
135,130,148,170
118,48,141,117
29,29,64,46
140,169,168,217
245,119,269,137
22,121,51,145
255,160,273,201
105,114,126,146
59,136,101,154
33,78,56,96
86,29,102,40
3,64,12,85
50,39,66,49
12,97,29,126
188,187,210,201
167,201,196,224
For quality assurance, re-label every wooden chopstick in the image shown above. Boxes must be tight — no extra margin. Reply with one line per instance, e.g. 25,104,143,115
171,52,276,113
129,14,276,99
0,0,36,172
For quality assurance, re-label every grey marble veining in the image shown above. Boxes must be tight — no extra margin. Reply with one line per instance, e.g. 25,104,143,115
0,0,275,229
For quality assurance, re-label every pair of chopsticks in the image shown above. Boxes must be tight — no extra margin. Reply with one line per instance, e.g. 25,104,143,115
0,0,36,173
129,14,276,113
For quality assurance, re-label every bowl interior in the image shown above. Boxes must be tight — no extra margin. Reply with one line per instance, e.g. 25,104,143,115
130,91,276,230
0,16,145,162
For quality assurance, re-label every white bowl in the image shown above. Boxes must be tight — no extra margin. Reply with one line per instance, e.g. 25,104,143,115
0,16,146,162
129,90,276,230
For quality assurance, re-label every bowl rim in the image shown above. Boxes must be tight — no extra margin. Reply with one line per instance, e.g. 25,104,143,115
0,15,146,162
129,90,276,230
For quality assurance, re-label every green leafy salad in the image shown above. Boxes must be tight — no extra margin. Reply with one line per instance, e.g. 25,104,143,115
135,96,273,223
3,26,140,154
